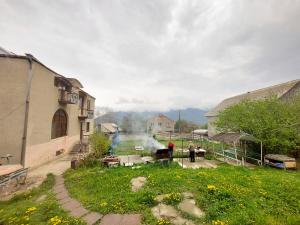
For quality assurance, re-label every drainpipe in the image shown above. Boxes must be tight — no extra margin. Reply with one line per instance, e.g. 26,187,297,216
20,54,34,167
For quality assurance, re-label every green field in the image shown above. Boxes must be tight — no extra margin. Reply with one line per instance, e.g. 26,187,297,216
0,174,84,225
64,163,300,225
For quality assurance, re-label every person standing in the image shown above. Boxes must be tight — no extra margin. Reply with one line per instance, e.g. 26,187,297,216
188,141,195,162
168,141,174,162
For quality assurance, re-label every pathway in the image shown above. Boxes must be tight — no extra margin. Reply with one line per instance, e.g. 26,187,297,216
53,175,141,225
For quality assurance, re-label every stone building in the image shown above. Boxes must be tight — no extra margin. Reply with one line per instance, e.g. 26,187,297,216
205,79,300,137
0,48,95,168
147,114,175,134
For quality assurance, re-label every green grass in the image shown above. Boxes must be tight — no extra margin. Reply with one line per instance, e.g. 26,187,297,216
114,140,151,156
158,138,223,151
0,174,85,225
64,163,300,225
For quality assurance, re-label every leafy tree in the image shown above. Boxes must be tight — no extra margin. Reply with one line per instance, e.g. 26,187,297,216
215,95,300,155
201,123,208,129
89,132,111,158
175,120,199,133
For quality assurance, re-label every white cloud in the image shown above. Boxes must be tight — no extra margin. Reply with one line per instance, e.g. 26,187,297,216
0,0,299,111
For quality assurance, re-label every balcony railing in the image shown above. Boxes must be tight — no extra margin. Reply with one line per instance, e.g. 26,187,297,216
78,108,94,120
59,91,79,105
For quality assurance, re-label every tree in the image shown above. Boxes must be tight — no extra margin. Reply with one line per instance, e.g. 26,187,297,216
175,119,199,133
215,95,300,155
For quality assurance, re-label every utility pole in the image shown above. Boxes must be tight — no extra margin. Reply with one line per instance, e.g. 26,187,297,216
179,111,184,167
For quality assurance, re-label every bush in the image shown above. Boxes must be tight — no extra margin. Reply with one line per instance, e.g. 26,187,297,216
90,132,111,158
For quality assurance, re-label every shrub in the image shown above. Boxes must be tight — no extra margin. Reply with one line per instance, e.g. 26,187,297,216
90,132,111,158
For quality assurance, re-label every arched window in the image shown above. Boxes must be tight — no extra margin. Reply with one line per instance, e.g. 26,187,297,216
51,109,68,139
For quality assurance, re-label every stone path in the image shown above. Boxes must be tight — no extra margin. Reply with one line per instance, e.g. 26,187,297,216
53,175,141,225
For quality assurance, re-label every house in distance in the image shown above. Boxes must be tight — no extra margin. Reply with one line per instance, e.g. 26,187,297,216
147,114,175,134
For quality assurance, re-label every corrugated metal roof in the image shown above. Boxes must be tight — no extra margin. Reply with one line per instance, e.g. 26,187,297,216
205,79,300,117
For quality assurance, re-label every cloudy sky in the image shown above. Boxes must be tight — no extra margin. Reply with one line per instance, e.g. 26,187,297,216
1,0,299,111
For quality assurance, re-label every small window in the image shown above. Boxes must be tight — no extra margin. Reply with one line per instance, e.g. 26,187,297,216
86,122,90,132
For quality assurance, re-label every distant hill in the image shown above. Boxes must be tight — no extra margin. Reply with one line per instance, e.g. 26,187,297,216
95,108,208,125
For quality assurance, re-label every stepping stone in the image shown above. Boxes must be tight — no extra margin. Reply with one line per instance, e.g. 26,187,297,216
56,176,64,185
62,199,81,211
56,191,69,200
60,197,73,204
69,206,88,217
154,194,168,203
53,184,67,194
82,212,103,225
131,177,147,192
182,192,194,199
151,204,179,219
151,204,195,225
100,214,141,225
171,217,195,225
100,214,122,225
120,214,141,225
178,199,204,218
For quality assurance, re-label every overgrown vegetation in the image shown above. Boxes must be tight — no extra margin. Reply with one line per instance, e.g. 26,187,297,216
174,119,200,133
64,163,300,225
89,132,111,157
0,174,85,225
79,132,112,167
215,95,300,156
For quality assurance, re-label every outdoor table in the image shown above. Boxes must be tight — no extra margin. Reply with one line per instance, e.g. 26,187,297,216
196,149,206,158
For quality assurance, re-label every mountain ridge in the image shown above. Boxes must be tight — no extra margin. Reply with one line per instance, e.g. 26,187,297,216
95,108,208,125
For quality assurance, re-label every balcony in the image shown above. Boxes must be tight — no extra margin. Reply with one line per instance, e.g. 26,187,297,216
59,90,79,105
78,108,94,120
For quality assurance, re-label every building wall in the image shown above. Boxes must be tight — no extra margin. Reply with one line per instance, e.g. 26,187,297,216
0,58,28,165
0,57,95,168
24,61,82,168
147,116,175,134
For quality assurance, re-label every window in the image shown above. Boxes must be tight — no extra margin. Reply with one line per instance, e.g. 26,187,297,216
51,109,68,139
86,122,90,132
87,99,91,110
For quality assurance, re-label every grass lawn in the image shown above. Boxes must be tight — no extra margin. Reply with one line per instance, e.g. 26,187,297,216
114,139,151,156
64,163,300,225
0,174,85,225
